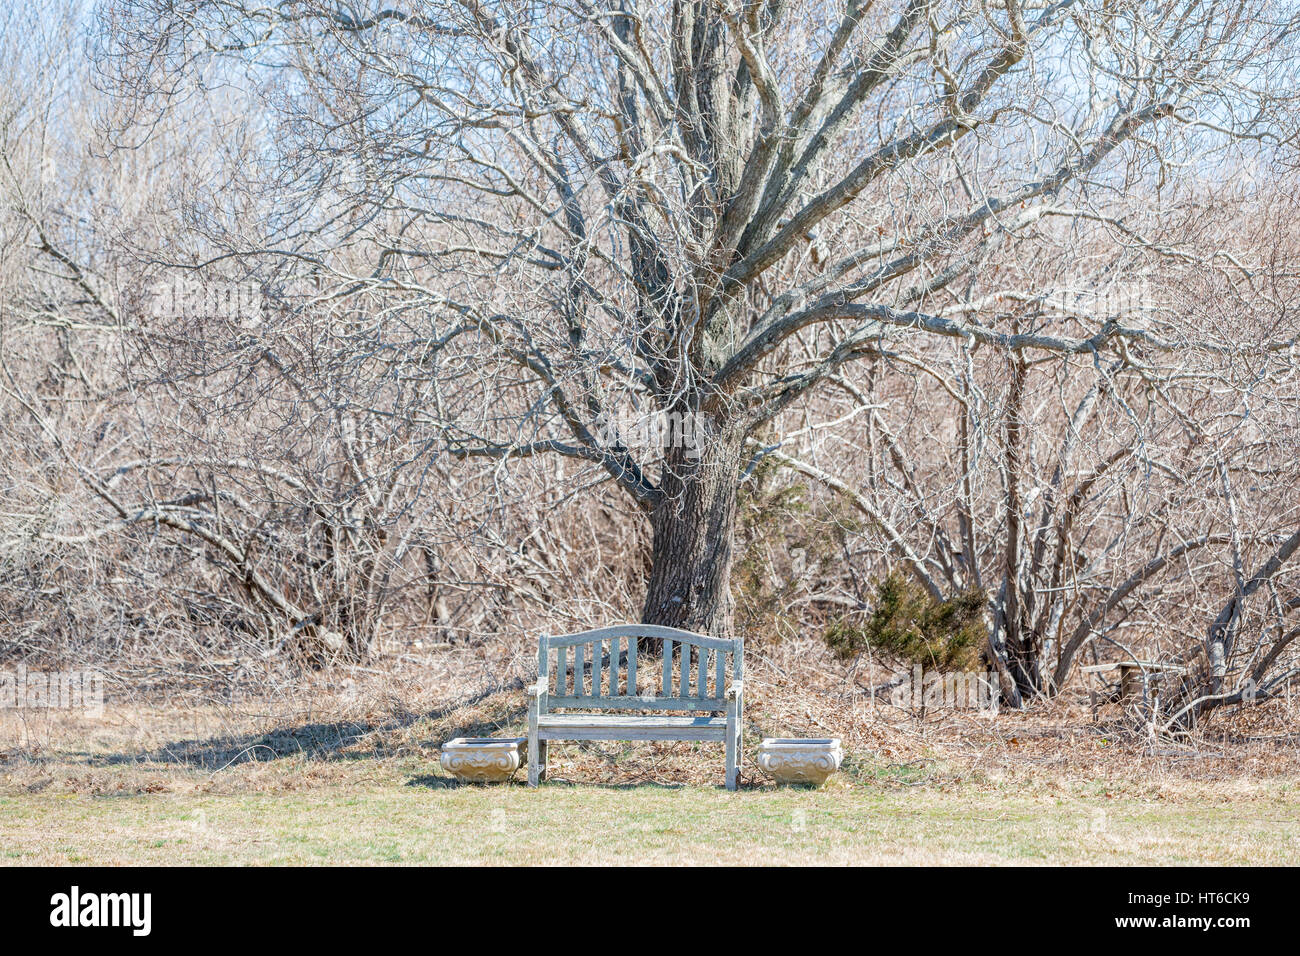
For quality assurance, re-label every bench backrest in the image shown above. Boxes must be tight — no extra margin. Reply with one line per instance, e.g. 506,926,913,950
538,625,742,713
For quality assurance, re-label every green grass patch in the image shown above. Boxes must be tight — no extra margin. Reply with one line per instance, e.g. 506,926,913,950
2,776,1298,865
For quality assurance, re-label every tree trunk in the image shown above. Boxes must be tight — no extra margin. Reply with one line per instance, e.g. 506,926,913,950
998,355,1040,702
641,416,743,638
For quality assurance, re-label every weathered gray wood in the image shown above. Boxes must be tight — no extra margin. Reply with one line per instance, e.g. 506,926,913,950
548,624,736,653
527,628,744,790
538,727,728,742
732,649,744,790
728,686,738,796
528,707,540,786
538,713,729,742
725,690,737,791
528,633,548,791
529,633,549,786
547,695,725,711
539,714,727,729
609,635,620,694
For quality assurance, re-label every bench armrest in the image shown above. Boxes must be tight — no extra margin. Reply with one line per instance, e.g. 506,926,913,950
726,680,744,702
527,681,547,699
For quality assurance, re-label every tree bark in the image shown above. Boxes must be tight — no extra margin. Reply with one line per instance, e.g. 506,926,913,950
999,355,1040,699
641,415,744,638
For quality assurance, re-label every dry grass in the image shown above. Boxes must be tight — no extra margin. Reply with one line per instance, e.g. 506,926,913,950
2,637,1298,864
5,778,1299,865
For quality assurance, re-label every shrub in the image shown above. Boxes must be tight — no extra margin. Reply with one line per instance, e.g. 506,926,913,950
825,572,986,671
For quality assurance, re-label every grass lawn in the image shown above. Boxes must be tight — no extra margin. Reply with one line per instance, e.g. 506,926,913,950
5,684,1300,866
4,766,1299,865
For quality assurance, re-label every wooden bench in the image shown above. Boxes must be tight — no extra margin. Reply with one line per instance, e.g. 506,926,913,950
526,625,744,790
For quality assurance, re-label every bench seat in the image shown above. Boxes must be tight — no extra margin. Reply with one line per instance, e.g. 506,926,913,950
537,714,729,741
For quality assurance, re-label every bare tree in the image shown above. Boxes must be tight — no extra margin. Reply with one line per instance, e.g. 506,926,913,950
2,0,1292,712
89,1,1296,658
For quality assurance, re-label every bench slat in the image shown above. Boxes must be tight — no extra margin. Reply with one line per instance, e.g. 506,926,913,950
627,636,637,695
546,696,725,711
611,634,621,697
715,648,724,697
547,625,737,653
662,639,673,698
537,713,728,742
697,648,707,699
537,727,728,742
556,646,567,696
539,714,725,728
593,639,603,697
575,642,585,697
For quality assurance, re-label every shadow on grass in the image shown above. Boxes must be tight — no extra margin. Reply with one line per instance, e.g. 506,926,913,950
510,776,692,791
401,775,693,792
405,774,465,790
74,679,526,771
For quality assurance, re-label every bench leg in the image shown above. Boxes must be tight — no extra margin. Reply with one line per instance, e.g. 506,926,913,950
735,698,743,787
726,695,741,791
734,725,742,789
725,727,737,791
527,690,541,788
527,732,540,787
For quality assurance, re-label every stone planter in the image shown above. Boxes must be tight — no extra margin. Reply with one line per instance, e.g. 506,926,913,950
756,738,843,786
439,737,527,783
